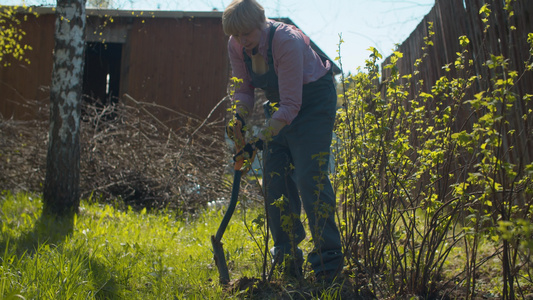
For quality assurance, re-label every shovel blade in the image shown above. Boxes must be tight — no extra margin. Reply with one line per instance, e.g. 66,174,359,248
211,168,242,285
211,235,230,284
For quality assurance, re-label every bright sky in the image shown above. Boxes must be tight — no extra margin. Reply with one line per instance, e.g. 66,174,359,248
2,0,435,74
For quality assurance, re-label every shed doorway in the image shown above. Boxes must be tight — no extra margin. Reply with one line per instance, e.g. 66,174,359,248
83,42,122,107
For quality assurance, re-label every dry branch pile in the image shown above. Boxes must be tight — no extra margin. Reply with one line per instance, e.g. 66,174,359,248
0,117,47,193
0,98,258,213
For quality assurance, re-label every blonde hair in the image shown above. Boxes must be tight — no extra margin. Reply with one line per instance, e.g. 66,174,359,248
222,0,266,36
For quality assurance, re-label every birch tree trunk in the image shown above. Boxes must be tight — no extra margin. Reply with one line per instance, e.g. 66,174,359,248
43,0,86,216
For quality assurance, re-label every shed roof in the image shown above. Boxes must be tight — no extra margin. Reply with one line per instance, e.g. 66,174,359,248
21,6,341,74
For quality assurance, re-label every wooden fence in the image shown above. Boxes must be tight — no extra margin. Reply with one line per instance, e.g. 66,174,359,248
382,0,533,165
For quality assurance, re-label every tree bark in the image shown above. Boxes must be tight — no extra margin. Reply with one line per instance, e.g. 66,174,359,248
43,0,86,216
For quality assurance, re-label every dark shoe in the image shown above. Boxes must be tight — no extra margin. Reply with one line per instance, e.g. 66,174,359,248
315,269,342,285
270,247,304,279
284,256,303,278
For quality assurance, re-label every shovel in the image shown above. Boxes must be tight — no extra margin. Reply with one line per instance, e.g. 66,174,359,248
211,159,244,284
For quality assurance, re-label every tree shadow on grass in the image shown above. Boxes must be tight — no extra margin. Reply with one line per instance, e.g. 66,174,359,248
0,211,123,299
0,211,76,257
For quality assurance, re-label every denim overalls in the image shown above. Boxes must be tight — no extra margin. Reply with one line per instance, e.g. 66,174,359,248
243,23,343,277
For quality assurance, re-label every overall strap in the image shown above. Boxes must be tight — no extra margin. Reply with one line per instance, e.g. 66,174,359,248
240,22,282,103
242,22,281,62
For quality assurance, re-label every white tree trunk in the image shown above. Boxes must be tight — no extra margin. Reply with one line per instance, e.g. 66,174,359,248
43,0,86,216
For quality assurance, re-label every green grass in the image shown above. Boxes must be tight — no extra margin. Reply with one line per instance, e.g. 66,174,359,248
0,191,272,299
2,191,528,299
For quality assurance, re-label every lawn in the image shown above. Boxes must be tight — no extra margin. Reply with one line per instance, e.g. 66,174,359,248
0,192,362,299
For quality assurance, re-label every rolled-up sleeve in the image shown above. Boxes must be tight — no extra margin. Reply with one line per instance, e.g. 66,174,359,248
228,37,255,114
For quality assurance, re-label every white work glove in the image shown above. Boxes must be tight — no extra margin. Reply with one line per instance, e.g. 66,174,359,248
226,105,249,150
258,118,286,142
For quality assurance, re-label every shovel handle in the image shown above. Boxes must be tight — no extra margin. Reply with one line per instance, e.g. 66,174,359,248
214,168,242,241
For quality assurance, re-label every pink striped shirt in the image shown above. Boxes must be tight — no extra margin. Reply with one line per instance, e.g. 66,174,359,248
228,19,331,125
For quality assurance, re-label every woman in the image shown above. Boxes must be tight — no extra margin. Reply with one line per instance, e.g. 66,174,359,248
223,0,343,283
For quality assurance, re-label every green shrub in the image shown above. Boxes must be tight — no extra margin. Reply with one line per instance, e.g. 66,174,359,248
334,8,533,299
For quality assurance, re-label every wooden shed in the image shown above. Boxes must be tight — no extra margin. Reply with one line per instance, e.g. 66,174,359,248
0,7,339,127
